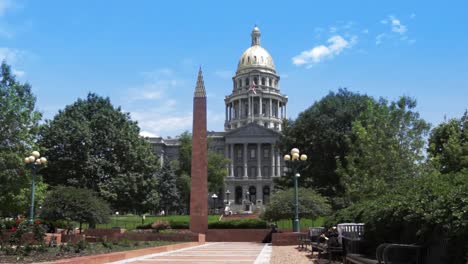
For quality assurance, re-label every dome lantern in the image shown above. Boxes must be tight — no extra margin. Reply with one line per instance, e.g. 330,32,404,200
251,26,261,46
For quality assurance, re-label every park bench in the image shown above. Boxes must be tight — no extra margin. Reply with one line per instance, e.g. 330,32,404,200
343,226,449,264
298,227,325,251
309,224,365,263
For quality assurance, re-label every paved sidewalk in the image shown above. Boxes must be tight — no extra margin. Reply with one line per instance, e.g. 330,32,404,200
108,242,272,264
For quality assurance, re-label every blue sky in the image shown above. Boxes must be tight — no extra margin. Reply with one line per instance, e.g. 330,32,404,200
1,0,467,137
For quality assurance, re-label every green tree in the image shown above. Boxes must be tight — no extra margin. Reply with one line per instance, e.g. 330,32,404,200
0,61,42,216
156,162,180,214
39,93,159,212
276,89,371,200
338,97,430,202
40,186,111,231
208,151,229,193
428,111,468,173
262,187,331,222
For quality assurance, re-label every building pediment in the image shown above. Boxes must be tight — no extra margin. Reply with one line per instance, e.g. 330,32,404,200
225,123,281,141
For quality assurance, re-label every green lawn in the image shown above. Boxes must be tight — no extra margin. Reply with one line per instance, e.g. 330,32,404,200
78,215,326,230
81,215,220,229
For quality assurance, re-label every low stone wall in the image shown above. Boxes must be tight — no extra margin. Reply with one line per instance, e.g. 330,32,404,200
1,231,62,245
122,232,198,242
206,229,270,242
43,241,203,264
272,232,304,246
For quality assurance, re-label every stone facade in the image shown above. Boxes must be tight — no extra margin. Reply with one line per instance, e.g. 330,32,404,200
148,26,286,212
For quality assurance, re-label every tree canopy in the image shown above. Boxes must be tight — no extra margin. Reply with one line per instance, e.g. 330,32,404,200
39,93,159,212
428,111,468,173
0,61,43,216
40,186,111,228
338,96,430,202
262,187,331,221
276,89,371,199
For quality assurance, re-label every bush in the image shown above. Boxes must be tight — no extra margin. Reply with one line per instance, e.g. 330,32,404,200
150,220,171,232
169,220,189,229
262,187,331,222
208,219,267,229
328,170,468,263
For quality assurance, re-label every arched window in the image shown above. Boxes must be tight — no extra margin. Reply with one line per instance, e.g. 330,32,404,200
261,56,264,63
254,77,258,85
242,58,244,64
235,186,243,205
247,57,250,63
246,78,250,86
249,186,257,203
261,77,266,85
263,186,270,204
238,79,242,88
254,56,257,63
269,78,272,86
274,80,278,87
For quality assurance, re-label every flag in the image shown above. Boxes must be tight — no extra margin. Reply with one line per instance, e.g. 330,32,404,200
249,81,257,94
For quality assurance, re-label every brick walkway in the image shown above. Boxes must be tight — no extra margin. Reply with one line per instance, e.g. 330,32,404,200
109,242,272,264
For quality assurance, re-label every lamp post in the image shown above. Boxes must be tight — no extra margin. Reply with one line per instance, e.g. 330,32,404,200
24,151,47,224
211,194,218,214
283,148,307,233
225,190,231,205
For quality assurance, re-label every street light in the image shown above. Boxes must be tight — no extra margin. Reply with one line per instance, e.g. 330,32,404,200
24,151,47,224
211,194,218,214
225,190,231,205
283,148,307,233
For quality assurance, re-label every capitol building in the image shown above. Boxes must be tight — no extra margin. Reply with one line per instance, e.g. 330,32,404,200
149,26,288,212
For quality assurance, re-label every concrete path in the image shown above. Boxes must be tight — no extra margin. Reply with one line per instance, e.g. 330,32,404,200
108,242,272,264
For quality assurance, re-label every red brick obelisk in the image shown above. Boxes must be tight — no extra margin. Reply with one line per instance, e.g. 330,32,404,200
189,67,208,234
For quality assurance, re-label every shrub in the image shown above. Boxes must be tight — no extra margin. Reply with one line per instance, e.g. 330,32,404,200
208,219,267,229
169,220,189,229
151,220,171,232
262,187,331,222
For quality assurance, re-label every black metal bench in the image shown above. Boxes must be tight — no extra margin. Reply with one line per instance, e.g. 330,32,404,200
343,227,449,264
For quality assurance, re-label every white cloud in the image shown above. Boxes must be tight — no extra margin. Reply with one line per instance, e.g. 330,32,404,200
375,33,387,45
292,35,356,67
127,69,183,101
139,131,159,138
381,15,407,34
0,47,20,62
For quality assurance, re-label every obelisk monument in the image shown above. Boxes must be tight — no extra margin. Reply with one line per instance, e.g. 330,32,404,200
189,67,208,234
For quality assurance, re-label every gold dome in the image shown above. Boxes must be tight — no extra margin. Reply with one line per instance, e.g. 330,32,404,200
236,26,276,74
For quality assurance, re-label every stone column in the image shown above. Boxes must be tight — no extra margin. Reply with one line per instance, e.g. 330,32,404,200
225,105,228,122
240,99,243,119
259,96,263,117
276,151,281,177
243,143,248,179
230,144,234,177
271,144,275,178
269,98,272,117
284,102,287,119
277,100,280,118
257,143,262,179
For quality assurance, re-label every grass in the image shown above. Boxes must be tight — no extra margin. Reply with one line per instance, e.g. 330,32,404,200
80,215,220,230
274,217,326,230
78,215,326,230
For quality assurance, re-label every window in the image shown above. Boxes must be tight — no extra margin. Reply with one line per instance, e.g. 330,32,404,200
235,186,243,204
250,166,256,178
236,166,243,178
263,166,269,178
242,58,244,64
249,186,257,202
263,186,270,204
261,56,264,63
250,148,256,159
237,148,242,160
246,78,249,86
254,77,258,85
269,78,272,86
254,56,257,62
247,57,250,63
263,148,269,159
261,77,266,85
238,79,242,88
